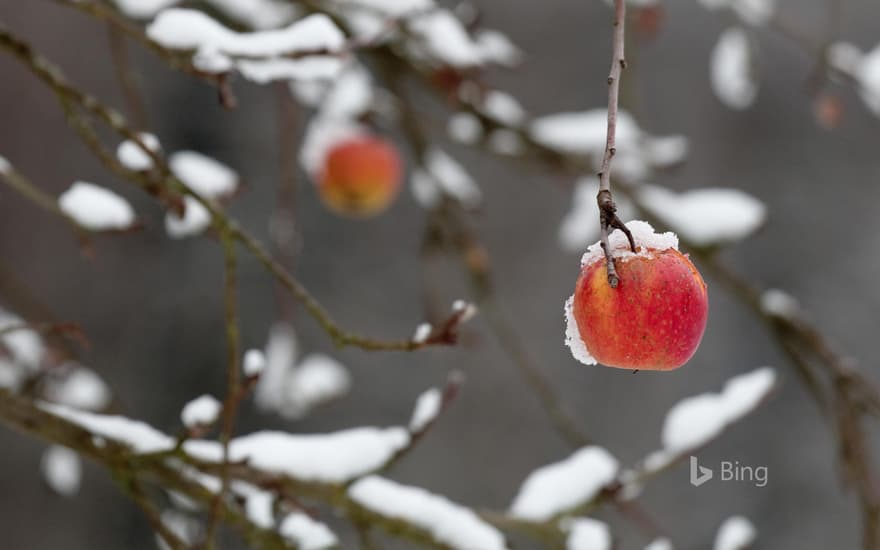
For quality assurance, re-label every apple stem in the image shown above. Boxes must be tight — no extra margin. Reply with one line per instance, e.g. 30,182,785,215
596,0,632,287
598,190,636,288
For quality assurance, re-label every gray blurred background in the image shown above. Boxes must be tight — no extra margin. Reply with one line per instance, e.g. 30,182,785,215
2,1,879,549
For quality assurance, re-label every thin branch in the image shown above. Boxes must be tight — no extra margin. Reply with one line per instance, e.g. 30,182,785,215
106,22,147,129
0,25,463,353
380,57,591,449
597,0,635,288
204,231,241,548
119,474,188,550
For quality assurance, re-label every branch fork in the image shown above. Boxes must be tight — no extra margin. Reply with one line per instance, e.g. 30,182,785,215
597,189,636,288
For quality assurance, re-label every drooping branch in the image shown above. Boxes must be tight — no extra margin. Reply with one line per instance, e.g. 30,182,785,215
0,25,468,353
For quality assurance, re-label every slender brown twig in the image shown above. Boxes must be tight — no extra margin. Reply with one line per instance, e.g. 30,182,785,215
204,230,241,548
106,22,147,129
596,0,636,288
0,25,466,353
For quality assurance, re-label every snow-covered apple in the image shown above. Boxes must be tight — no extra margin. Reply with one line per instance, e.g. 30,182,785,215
565,221,708,371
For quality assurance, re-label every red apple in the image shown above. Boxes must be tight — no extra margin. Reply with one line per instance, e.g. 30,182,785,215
318,136,402,218
567,229,708,371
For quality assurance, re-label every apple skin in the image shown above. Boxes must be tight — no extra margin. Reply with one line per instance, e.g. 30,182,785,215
572,248,708,371
318,137,402,218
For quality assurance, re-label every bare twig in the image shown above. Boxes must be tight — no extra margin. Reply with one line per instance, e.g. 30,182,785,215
204,231,241,548
119,475,188,550
0,26,462,353
106,22,147,129
597,0,636,288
